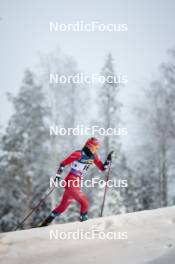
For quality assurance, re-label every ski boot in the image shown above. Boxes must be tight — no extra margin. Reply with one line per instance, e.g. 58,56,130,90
80,212,88,222
37,212,60,227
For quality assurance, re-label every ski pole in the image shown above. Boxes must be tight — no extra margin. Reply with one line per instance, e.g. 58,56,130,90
100,158,113,217
15,177,57,231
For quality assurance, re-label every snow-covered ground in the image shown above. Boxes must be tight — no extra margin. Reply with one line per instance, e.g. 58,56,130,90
0,206,175,264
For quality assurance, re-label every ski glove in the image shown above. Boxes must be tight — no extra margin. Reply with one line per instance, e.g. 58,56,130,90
55,174,61,182
103,151,114,170
107,151,114,161
56,164,65,176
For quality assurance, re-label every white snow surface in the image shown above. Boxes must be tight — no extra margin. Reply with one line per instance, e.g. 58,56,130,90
0,206,175,264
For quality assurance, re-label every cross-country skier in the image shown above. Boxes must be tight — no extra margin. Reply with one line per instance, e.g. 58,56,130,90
39,137,113,226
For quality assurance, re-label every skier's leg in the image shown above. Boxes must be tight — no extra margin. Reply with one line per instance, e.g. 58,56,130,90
65,174,89,221
38,188,73,227
53,188,73,215
71,188,89,221
54,174,89,221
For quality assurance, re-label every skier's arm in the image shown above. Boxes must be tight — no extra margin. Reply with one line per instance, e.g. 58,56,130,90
56,151,82,176
61,151,82,166
94,154,105,171
94,151,114,172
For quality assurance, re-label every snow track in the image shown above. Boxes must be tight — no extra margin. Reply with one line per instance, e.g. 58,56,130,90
0,206,175,264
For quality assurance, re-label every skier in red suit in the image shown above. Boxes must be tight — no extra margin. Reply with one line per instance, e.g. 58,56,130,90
40,137,113,226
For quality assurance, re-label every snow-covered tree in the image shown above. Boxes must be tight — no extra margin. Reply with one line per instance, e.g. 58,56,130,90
39,48,88,222
133,47,175,209
90,54,128,217
0,70,51,231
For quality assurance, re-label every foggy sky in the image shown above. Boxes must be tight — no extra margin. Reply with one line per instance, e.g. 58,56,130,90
1,0,175,148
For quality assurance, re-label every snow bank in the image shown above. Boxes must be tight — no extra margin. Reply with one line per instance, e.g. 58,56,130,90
0,206,175,264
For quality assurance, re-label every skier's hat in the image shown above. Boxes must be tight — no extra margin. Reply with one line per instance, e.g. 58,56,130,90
85,137,100,153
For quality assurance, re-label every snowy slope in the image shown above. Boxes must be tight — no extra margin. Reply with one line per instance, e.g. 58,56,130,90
0,206,175,264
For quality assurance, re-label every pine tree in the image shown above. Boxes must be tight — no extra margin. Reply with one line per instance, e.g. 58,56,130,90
39,49,88,223
0,70,51,231
133,47,175,209
90,54,127,217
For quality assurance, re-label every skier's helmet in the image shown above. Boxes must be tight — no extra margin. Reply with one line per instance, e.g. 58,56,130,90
85,137,100,153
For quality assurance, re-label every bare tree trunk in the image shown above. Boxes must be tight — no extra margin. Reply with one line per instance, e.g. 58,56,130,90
161,159,168,206
160,145,168,207
25,174,32,228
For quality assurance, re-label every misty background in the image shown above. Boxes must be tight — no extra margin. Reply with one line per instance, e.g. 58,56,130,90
0,0,175,232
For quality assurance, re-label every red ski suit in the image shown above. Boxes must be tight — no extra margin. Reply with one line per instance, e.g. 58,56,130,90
53,150,105,215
